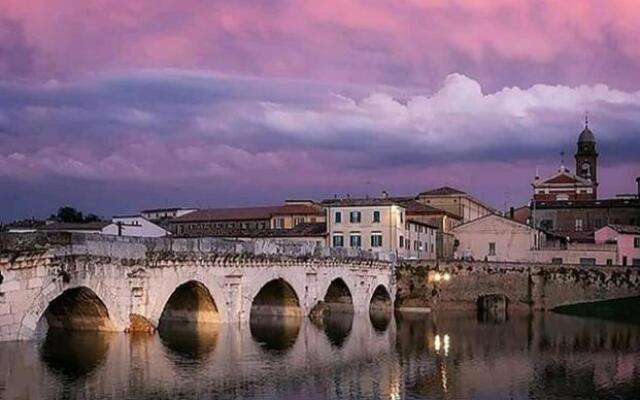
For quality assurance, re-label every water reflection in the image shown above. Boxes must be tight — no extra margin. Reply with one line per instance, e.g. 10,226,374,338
369,309,392,332
323,313,353,347
40,330,114,380
0,311,634,400
249,314,302,351
158,322,218,363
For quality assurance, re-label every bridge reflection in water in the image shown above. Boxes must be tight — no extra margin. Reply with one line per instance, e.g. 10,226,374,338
1,310,640,399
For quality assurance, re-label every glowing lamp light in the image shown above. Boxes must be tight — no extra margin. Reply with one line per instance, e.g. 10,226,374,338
433,272,441,282
443,273,451,281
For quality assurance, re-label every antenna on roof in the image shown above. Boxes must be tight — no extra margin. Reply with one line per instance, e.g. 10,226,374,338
560,151,566,170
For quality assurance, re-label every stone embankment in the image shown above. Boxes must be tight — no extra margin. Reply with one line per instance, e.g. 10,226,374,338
396,261,640,311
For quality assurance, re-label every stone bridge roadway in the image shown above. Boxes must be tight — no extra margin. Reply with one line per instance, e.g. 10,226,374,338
0,233,396,341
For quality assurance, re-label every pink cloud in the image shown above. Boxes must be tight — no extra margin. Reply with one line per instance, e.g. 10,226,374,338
2,1,640,90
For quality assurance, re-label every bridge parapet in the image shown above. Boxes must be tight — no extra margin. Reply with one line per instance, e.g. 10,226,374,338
0,232,397,263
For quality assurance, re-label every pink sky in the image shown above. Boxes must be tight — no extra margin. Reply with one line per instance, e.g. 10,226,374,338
1,1,639,220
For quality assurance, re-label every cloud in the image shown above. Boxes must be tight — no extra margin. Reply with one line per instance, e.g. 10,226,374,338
1,0,640,91
1,69,639,188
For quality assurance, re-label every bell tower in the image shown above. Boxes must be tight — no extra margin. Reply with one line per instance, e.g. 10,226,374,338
575,114,598,198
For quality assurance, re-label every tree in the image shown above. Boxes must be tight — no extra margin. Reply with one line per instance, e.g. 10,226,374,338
50,206,102,223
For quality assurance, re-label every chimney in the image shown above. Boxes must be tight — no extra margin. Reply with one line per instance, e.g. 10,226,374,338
509,207,515,219
381,190,389,199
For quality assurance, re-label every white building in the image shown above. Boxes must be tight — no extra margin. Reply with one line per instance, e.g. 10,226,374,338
105,216,171,238
25,216,171,238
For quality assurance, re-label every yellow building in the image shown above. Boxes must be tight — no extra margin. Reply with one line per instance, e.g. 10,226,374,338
416,186,495,223
323,198,438,260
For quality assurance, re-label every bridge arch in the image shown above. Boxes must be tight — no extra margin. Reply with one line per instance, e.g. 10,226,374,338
323,278,354,313
369,284,392,332
159,280,220,326
250,278,302,316
18,278,123,340
368,284,392,310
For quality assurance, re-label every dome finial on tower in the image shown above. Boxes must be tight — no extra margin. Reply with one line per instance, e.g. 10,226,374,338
585,110,589,128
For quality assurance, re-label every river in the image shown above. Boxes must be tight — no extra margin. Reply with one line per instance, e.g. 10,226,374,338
1,311,639,400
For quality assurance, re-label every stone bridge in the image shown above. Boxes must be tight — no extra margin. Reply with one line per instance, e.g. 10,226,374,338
397,261,640,311
0,233,396,342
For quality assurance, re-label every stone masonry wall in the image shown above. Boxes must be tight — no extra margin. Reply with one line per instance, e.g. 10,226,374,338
397,261,640,310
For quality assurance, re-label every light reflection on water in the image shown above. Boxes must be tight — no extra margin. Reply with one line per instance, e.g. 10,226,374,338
0,311,639,399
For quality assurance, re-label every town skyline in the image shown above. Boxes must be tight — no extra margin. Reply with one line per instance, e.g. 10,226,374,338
2,1,640,221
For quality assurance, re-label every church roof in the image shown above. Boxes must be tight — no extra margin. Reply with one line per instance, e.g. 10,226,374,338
418,186,465,196
534,167,592,187
578,126,596,143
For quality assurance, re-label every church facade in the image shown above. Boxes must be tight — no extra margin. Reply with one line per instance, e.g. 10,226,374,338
532,121,598,201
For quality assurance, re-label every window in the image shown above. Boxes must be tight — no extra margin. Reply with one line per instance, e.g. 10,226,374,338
488,242,496,256
633,259,640,267
575,219,583,232
606,259,613,266
274,218,285,229
551,258,563,264
623,256,628,266
579,258,596,266
634,237,640,248
332,233,344,247
431,244,435,254
371,232,383,247
399,236,404,248
373,210,381,223
350,233,362,248
400,212,404,223
350,211,361,223
293,217,305,226
540,220,553,230
335,211,342,224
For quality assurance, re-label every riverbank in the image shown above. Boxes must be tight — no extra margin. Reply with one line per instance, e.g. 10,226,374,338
553,297,640,325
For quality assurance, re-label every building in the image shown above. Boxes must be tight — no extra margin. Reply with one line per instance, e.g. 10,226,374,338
532,198,640,242
532,166,597,201
140,207,198,221
323,198,438,260
533,120,598,201
416,186,494,223
106,216,171,238
595,225,640,266
390,197,461,259
170,200,325,236
532,241,618,266
37,221,113,234
181,222,328,247
452,213,618,265
32,217,171,238
452,214,544,262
